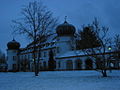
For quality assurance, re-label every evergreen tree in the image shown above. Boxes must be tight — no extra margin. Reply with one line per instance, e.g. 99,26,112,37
77,26,101,49
78,18,111,77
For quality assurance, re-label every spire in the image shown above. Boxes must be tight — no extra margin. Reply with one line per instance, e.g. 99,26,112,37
12,37,15,41
64,16,68,23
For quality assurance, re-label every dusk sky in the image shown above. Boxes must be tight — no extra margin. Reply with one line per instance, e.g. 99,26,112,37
0,0,120,53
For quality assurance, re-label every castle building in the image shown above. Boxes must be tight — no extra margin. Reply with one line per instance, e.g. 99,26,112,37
6,20,120,71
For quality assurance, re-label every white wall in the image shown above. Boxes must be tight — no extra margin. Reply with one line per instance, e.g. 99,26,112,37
7,50,18,70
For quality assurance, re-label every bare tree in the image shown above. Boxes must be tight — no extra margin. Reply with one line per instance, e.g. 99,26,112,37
12,1,58,76
0,50,6,64
113,34,120,69
114,34,120,51
79,18,111,77
0,50,7,72
48,50,56,71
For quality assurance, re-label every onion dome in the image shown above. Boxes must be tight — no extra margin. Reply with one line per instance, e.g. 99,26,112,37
56,21,76,36
7,39,20,50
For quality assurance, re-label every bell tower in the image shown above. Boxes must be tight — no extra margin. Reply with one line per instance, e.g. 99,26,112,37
56,19,76,54
7,39,20,71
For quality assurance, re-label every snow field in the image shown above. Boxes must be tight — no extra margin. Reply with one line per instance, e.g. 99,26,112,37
0,70,120,90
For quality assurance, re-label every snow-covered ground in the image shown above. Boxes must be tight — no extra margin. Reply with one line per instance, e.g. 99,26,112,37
0,70,120,90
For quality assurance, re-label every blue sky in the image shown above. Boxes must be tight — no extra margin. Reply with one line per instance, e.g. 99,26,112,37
0,0,120,53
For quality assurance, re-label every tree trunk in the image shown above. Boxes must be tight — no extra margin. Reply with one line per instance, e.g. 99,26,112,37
102,70,107,77
33,30,38,76
36,59,39,76
35,63,38,76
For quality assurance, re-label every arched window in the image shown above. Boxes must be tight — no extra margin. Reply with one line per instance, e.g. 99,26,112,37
75,59,82,70
66,60,73,70
85,58,93,69
96,58,103,69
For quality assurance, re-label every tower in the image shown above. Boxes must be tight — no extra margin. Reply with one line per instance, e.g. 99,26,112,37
7,39,20,71
56,20,76,54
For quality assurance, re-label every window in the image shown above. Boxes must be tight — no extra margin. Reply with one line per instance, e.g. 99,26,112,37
12,64,16,70
58,61,61,68
13,56,16,61
44,52,47,57
7,56,8,61
85,59,93,69
57,38,60,41
75,59,82,70
66,60,73,70
53,49,56,55
25,55,26,58
12,50,17,53
37,52,41,58
57,47,59,53
28,54,29,60
43,61,46,69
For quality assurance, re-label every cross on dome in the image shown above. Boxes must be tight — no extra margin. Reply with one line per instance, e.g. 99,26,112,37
65,16,67,22
56,16,76,36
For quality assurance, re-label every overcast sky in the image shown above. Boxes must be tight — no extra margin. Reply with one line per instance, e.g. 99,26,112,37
0,0,120,53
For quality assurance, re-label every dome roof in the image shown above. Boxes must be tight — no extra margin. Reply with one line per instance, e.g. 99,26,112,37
7,39,20,50
56,21,76,36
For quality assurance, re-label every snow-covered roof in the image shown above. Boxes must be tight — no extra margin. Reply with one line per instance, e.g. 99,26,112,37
56,50,85,59
19,33,57,52
41,42,56,50
56,49,117,59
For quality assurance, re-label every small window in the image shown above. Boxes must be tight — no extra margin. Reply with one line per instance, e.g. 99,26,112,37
44,52,47,57
57,47,59,53
37,52,41,57
54,50,56,55
13,56,16,61
12,50,17,53
28,54,30,59
43,61,46,69
13,64,16,70
58,61,61,68
57,38,60,41
7,56,8,61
